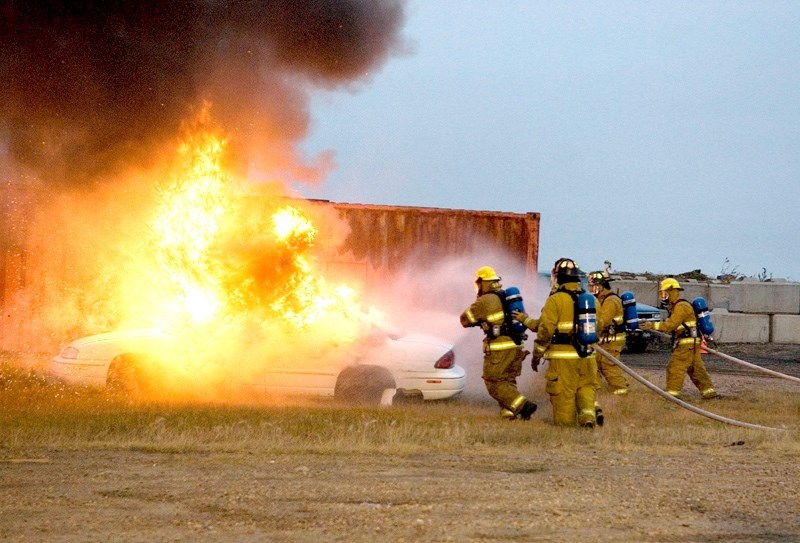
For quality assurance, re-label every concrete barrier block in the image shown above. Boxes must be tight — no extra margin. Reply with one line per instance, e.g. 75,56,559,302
711,309,769,343
771,314,800,344
610,279,659,307
729,281,800,314
677,280,709,304
707,283,731,311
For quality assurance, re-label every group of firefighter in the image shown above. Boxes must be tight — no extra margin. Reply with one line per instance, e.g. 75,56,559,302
460,258,718,428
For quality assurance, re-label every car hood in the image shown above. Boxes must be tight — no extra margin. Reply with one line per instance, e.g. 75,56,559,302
57,328,179,362
65,328,172,346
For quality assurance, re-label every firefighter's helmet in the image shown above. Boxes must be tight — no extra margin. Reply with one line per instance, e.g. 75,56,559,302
475,266,500,282
588,271,610,289
588,270,610,294
554,258,581,285
659,278,683,292
658,277,682,308
551,258,570,275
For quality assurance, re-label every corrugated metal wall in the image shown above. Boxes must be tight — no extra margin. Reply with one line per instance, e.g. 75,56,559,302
1,184,38,306
1,184,45,354
326,201,539,287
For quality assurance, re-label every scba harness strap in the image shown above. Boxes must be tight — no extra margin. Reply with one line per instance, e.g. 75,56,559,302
482,290,526,346
551,287,593,358
673,299,699,340
598,292,626,344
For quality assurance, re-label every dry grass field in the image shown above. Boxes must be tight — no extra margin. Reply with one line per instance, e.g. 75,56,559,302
2,345,800,542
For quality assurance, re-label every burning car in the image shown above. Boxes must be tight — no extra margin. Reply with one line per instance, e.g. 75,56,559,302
48,327,466,405
39,128,468,406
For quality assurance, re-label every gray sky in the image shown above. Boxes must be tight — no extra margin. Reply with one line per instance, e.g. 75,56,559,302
300,1,800,281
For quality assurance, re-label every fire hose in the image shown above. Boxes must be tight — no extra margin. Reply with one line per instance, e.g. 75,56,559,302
649,330,800,385
593,344,783,432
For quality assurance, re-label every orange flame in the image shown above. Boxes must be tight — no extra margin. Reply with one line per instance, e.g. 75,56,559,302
16,107,394,402
142,116,383,349
267,205,359,328
152,130,229,325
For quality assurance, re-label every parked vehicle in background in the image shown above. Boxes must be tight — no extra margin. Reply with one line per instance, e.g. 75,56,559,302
48,328,466,405
625,301,665,353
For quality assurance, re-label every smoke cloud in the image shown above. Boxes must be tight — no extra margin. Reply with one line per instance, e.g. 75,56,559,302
0,0,407,187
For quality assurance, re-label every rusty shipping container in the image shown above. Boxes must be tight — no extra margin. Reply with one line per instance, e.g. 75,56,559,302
323,200,539,290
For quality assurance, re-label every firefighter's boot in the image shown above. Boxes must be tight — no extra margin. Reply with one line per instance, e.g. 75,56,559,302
499,408,516,420
519,401,538,421
701,388,718,399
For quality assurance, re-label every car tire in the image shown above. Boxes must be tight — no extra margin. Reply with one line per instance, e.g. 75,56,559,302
334,366,396,406
106,355,147,398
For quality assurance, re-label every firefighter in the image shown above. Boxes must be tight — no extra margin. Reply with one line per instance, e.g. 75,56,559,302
517,258,600,428
507,258,572,337
588,270,629,396
640,278,718,399
460,266,537,420
509,258,571,346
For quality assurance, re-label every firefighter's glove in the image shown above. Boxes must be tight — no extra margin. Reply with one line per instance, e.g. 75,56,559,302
639,322,652,330
512,310,527,323
531,355,541,372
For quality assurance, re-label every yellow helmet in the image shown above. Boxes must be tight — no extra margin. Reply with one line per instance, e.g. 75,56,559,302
475,266,500,282
659,278,683,292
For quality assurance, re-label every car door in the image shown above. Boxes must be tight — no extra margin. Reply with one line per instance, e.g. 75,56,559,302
261,344,347,398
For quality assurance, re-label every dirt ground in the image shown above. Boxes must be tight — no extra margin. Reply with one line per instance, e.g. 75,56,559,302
2,343,800,543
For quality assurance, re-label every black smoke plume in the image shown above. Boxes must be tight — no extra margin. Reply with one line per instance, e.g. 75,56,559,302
0,0,407,187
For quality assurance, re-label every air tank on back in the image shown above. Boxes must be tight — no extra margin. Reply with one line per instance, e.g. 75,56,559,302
692,297,714,337
504,286,526,338
621,291,640,331
576,291,598,345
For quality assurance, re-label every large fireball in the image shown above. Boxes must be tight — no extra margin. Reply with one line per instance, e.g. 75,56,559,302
37,115,388,400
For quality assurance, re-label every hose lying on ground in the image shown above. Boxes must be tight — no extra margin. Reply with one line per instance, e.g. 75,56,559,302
594,345,783,432
650,330,800,385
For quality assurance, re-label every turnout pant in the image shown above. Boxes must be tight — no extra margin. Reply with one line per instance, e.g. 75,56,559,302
666,343,714,397
544,354,599,426
596,345,629,394
482,346,528,413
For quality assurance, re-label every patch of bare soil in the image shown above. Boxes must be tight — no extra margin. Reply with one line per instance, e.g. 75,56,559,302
2,344,799,542
2,443,798,543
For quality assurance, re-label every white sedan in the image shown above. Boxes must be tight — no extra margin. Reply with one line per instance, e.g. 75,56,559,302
48,328,466,405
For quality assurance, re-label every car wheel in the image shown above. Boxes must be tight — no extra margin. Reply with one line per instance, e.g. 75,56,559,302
334,366,396,406
106,355,147,398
